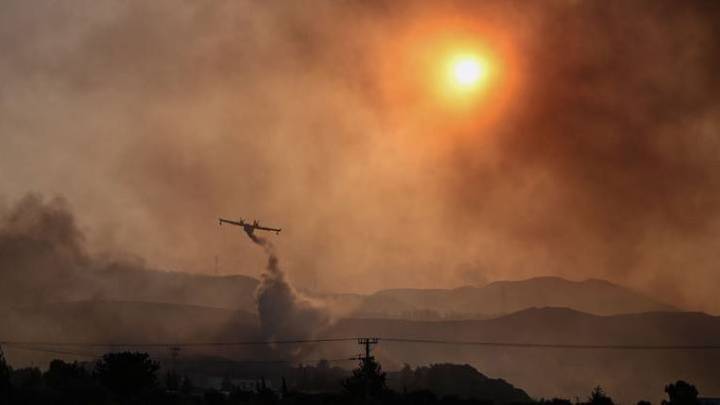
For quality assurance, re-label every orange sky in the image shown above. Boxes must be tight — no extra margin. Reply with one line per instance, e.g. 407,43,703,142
2,1,720,313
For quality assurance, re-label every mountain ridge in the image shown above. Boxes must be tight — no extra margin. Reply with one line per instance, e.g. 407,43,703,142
358,276,676,318
2,267,678,319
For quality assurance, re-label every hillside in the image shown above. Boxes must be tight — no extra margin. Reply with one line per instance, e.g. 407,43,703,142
320,309,720,403
2,301,718,402
353,277,675,318
1,266,674,318
387,363,531,402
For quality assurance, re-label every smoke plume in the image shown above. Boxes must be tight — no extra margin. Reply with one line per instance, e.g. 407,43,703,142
244,228,331,341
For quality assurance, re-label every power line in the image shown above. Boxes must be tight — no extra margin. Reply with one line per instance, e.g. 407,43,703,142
381,338,720,351
3,345,100,359
3,337,720,351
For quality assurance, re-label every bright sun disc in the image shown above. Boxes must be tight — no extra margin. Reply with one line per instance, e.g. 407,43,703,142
449,55,488,90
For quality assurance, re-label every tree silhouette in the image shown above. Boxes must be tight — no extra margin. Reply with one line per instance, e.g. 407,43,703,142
164,370,180,392
44,359,100,404
221,373,234,392
663,381,700,405
203,388,225,405
0,348,11,405
539,398,573,405
399,363,413,393
180,375,194,395
10,367,42,392
45,360,86,389
587,386,614,405
256,377,277,403
94,351,159,403
343,356,387,399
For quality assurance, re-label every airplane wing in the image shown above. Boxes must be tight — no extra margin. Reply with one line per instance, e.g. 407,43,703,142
255,225,282,233
219,218,244,227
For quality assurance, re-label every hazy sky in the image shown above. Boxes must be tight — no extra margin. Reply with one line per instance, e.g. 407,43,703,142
1,1,719,313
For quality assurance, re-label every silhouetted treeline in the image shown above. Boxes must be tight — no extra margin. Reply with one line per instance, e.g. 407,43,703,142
0,347,707,405
1,350,163,405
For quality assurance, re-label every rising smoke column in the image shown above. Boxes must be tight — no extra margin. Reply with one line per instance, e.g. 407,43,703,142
244,229,330,340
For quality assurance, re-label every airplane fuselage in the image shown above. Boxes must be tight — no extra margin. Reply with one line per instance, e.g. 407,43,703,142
218,217,282,235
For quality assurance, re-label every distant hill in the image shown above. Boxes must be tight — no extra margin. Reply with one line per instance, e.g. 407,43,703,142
89,272,674,318
1,264,675,318
351,277,675,318
85,274,677,318
322,308,720,403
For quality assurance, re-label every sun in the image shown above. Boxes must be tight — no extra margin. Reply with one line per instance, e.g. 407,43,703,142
447,54,489,91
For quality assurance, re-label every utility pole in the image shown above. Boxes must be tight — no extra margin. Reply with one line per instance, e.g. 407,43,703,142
345,338,386,398
356,337,379,363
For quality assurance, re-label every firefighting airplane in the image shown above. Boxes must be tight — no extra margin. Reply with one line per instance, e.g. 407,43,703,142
218,217,282,235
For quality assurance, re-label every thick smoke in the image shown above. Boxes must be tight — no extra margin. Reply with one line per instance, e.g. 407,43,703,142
2,1,720,313
0,194,90,306
0,194,259,310
244,228,330,340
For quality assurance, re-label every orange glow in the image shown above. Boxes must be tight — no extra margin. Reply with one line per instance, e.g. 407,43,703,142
370,12,523,151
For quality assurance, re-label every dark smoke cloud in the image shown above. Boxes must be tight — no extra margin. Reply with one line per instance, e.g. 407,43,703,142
244,228,330,340
1,0,720,313
0,194,259,310
0,194,90,306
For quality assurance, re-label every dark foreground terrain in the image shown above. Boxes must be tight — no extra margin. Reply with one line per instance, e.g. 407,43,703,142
0,349,708,405
2,303,719,403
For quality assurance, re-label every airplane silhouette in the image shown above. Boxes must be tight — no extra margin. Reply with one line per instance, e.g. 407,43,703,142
218,217,282,235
